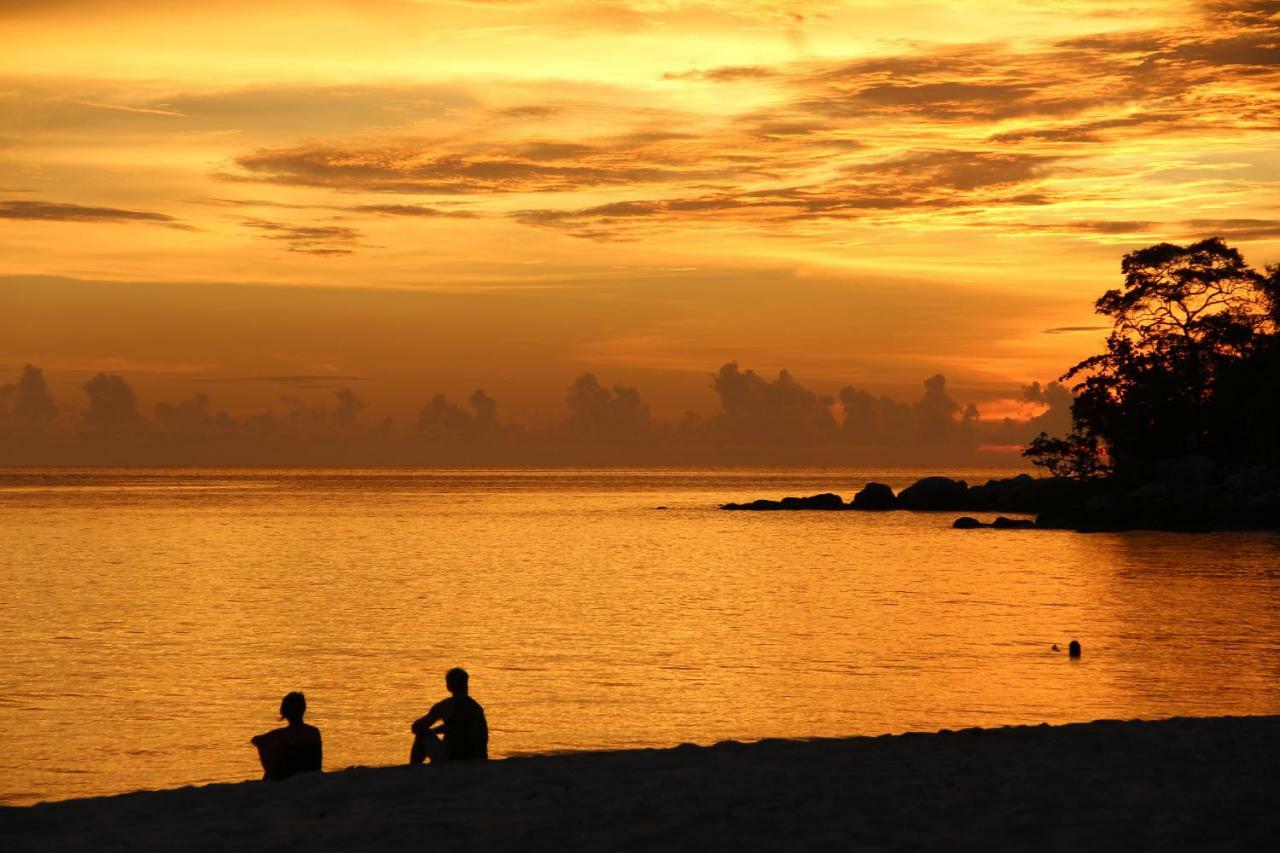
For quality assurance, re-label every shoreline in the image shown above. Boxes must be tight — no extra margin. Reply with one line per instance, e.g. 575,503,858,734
3,715,1276,851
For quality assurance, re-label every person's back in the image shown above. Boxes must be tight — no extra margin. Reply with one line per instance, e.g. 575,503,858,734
252,691,323,782
444,694,488,761
257,722,322,781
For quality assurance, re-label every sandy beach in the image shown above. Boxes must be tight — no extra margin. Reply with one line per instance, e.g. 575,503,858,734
2,715,1275,851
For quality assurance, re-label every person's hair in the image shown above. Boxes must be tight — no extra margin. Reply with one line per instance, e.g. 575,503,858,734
280,691,307,722
445,667,469,693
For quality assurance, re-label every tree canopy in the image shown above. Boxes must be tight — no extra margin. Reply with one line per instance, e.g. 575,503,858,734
1026,238,1280,478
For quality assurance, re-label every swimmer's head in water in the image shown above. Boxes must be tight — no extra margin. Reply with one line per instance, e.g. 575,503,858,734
446,667,469,694
280,691,307,722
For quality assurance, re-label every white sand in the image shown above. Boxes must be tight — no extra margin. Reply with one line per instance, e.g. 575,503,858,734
2,716,1276,851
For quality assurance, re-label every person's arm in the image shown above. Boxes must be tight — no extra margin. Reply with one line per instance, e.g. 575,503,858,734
252,729,278,777
410,699,450,734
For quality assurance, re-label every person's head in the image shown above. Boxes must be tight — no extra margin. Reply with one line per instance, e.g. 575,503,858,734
1068,640,1082,658
445,667,469,696
280,691,307,723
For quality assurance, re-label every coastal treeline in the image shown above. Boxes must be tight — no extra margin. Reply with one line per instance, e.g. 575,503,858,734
1027,238,1280,479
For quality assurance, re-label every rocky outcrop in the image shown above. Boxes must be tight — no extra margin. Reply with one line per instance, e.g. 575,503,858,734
721,461,1280,531
993,516,1037,529
952,515,1037,530
967,474,1100,514
778,493,846,510
967,474,1036,510
722,492,846,511
1035,460,1280,532
850,482,896,510
895,477,970,511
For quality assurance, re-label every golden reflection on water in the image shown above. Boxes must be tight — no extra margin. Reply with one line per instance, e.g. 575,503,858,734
1,469,1277,805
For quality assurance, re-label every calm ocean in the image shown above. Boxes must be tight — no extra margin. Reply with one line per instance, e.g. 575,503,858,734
2,468,1278,804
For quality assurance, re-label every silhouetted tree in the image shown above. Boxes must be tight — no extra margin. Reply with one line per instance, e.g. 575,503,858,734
1024,432,1110,478
1027,238,1280,477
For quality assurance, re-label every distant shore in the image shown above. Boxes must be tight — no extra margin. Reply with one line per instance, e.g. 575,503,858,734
3,715,1276,852
723,464,1280,532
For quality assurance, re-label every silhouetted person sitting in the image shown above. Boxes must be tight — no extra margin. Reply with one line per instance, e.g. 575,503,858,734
251,691,323,781
409,667,489,764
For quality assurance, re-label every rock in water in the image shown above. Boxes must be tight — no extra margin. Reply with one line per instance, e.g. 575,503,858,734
851,482,897,510
968,473,1037,511
721,499,777,510
896,477,971,511
953,516,983,529
992,516,1037,529
722,493,846,511
779,493,846,510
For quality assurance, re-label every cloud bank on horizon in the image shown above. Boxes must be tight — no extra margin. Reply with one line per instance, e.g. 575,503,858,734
0,361,1073,465
1,0,1277,443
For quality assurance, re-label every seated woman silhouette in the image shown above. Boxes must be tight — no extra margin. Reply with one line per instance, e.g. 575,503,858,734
251,691,323,782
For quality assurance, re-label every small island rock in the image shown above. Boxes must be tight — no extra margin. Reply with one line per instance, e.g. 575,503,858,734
992,516,1037,529
722,493,847,511
779,493,846,510
896,477,971,511
851,482,897,511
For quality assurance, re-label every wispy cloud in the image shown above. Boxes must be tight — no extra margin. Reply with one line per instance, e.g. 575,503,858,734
225,132,751,195
1181,219,1280,241
238,218,363,255
69,99,187,118
0,199,192,228
514,150,1059,239
662,65,781,82
348,203,478,218
1042,326,1109,334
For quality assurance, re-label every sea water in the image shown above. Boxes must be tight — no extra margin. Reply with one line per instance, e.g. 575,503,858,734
1,468,1277,804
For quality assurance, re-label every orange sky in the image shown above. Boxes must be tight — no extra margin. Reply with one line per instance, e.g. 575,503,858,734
2,0,1278,424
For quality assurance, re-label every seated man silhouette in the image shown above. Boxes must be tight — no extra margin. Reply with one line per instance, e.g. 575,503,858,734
251,691,323,781
409,667,489,764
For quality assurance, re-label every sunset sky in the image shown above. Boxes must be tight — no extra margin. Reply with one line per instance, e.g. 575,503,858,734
2,0,1278,425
